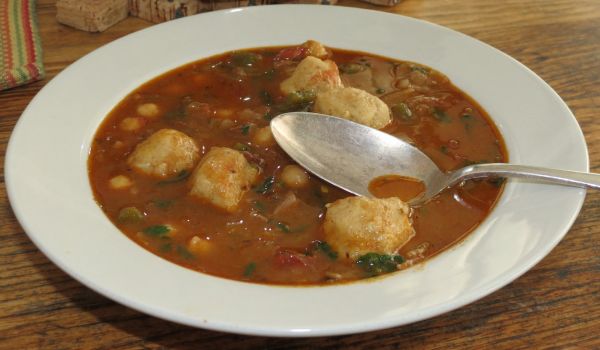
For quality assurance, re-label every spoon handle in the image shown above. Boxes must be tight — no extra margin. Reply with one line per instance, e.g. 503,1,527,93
451,163,600,189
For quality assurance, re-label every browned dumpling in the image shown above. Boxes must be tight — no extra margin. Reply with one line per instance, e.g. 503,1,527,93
313,87,391,129
302,40,330,59
188,147,259,213
280,56,343,94
324,197,414,260
127,128,199,178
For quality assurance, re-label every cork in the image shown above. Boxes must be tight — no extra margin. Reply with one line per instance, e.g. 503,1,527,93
56,0,129,32
129,0,199,23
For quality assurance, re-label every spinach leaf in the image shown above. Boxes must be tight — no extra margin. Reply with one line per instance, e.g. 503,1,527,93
279,90,316,112
356,253,404,276
176,245,194,260
159,243,172,253
410,65,430,74
259,90,273,105
315,241,338,260
432,108,451,123
243,262,257,277
231,52,262,67
117,207,144,223
275,222,291,233
241,124,251,135
254,176,275,194
153,199,173,209
233,142,251,152
339,63,366,74
252,200,267,214
391,103,413,121
158,170,190,185
143,225,171,237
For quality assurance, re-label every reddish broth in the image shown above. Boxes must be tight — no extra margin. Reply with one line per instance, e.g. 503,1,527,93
369,175,426,202
88,45,506,285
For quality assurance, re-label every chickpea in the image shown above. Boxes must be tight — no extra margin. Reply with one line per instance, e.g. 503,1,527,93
253,126,275,146
281,165,309,189
109,175,132,190
136,103,160,118
219,119,235,129
216,109,234,118
188,236,212,255
119,117,144,131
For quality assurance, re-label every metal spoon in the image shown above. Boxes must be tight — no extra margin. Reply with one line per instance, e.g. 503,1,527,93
270,112,600,205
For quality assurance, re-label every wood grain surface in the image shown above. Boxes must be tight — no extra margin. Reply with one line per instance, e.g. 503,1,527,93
1,0,599,348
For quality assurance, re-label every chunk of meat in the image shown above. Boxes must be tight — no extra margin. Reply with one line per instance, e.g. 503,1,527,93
323,197,414,260
273,40,329,67
313,87,391,129
127,129,199,178
188,147,259,212
280,56,343,95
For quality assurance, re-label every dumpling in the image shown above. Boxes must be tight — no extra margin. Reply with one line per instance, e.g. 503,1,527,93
323,196,414,260
280,56,343,95
313,87,391,129
127,128,199,178
188,147,259,213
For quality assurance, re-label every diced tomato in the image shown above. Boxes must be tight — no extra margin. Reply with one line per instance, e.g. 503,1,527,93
273,249,308,268
274,46,309,63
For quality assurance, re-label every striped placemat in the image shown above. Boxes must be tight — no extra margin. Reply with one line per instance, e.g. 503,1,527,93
0,0,44,91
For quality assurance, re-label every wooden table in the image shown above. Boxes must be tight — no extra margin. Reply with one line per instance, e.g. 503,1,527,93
1,0,599,348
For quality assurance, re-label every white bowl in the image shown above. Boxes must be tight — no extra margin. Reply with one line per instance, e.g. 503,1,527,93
5,5,587,337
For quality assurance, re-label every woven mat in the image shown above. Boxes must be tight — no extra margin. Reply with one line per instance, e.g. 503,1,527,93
0,0,44,91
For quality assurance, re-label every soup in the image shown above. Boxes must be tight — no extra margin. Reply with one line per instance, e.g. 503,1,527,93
89,41,506,285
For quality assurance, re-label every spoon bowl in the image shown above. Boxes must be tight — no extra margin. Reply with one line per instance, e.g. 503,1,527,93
271,112,600,205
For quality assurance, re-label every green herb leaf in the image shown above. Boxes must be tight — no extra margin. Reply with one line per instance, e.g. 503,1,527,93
375,88,386,94
254,176,275,194
252,200,266,213
165,106,186,119
356,253,404,276
241,124,251,135
339,63,366,74
243,262,257,277
263,69,276,80
440,145,449,154
231,51,262,67
279,90,316,112
176,245,194,259
233,142,251,152
410,65,430,74
143,225,171,237
158,170,190,185
461,114,474,131
259,90,273,105
432,108,451,123
117,206,144,223
275,221,291,233
391,103,413,121
159,243,172,252
315,241,338,260
153,199,173,209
